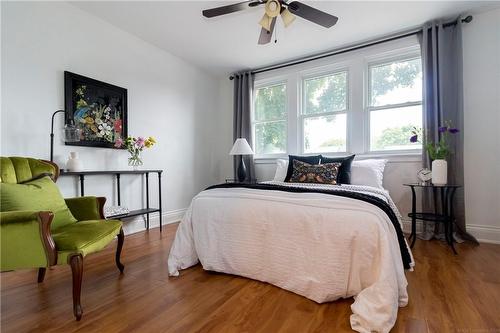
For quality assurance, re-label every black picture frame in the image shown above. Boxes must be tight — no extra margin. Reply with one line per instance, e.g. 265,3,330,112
64,71,128,149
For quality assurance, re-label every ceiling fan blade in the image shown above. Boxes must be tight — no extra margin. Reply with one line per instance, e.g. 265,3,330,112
203,1,262,18
258,17,277,45
286,1,338,28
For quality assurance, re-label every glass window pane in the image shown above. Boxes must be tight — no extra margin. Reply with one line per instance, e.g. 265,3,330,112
370,58,422,107
370,105,422,151
303,114,346,153
304,72,347,115
254,84,287,121
254,121,287,155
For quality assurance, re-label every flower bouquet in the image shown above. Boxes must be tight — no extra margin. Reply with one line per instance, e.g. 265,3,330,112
409,121,460,160
410,121,459,184
115,136,156,169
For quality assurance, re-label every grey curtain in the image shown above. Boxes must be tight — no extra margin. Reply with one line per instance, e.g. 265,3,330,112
418,19,477,243
233,71,255,180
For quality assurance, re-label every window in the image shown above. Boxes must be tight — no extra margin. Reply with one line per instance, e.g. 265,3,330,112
253,83,287,155
251,37,422,158
368,56,423,152
302,71,348,153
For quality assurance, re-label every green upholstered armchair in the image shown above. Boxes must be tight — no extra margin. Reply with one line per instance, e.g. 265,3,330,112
0,157,124,321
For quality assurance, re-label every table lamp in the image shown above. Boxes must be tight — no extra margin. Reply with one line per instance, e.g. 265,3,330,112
229,138,254,182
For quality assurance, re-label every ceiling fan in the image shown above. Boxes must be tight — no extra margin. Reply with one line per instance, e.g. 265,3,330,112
202,0,338,45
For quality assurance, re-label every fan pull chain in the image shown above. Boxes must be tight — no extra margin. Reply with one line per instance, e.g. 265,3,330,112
274,22,278,43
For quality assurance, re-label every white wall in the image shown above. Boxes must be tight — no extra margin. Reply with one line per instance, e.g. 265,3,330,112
1,2,222,234
462,8,500,243
213,78,234,181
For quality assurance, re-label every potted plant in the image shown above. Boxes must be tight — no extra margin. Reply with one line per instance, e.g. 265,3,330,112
410,122,459,185
115,136,156,169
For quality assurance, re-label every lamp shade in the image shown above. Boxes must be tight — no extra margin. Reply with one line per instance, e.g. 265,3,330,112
259,13,273,32
281,8,296,27
229,138,254,155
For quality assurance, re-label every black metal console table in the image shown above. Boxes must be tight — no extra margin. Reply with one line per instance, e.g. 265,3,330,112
60,169,164,232
404,183,461,254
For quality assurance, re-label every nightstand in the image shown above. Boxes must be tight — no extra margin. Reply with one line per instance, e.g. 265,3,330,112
404,183,461,254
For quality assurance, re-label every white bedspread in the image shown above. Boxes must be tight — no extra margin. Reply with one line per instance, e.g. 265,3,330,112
168,182,413,333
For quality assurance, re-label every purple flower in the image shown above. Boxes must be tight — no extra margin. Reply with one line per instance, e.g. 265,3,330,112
410,134,418,143
135,136,145,148
438,126,448,133
449,128,459,134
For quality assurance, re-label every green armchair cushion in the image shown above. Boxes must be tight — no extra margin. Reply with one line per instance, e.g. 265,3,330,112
0,176,76,230
52,219,122,264
0,211,51,270
65,196,101,221
0,157,55,184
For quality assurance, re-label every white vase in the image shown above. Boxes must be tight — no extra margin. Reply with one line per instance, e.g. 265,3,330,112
66,152,83,172
431,159,447,185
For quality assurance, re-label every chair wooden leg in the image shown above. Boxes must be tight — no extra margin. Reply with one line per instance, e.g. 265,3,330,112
116,228,125,273
69,254,83,321
37,268,46,283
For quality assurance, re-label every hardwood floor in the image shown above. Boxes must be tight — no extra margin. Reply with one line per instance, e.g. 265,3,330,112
1,223,499,333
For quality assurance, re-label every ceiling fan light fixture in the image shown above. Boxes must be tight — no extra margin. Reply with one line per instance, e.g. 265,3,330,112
202,0,339,45
259,13,273,31
280,8,295,27
264,0,281,18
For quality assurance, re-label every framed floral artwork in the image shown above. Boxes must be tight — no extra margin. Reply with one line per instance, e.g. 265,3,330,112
64,71,128,148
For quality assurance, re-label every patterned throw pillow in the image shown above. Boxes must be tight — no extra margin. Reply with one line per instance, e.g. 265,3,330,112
289,160,341,185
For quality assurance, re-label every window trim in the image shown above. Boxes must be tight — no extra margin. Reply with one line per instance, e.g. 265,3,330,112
251,36,423,160
252,79,289,159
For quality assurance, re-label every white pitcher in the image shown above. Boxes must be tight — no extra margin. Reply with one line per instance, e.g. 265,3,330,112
66,152,83,172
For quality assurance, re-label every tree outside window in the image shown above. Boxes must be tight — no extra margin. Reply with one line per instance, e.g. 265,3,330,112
253,83,287,155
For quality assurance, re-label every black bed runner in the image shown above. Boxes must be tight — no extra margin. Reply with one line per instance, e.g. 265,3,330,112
206,183,412,270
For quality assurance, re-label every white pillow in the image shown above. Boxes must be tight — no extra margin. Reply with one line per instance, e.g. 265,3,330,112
350,159,388,189
273,159,289,182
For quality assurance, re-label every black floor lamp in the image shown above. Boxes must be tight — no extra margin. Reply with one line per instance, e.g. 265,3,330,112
50,110,80,162
229,138,255,182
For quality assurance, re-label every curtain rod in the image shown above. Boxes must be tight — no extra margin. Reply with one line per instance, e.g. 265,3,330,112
229,15,472,80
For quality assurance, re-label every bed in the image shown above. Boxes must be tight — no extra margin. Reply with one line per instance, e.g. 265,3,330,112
168,179,414,333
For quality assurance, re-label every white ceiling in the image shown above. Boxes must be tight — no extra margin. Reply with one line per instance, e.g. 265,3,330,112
71,1,499,77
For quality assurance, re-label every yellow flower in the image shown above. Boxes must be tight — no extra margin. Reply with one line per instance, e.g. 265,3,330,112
90,125,98,133
85,117,94,124
144,136,156,148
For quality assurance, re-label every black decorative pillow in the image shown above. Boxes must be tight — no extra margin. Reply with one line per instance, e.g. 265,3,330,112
289,160,341,185
320,154,355,184
284,154,321,182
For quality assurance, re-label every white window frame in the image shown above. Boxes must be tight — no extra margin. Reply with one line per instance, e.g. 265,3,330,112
251,35,423,161
299,67,350,155
365,47,423,154
252,78,289,159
